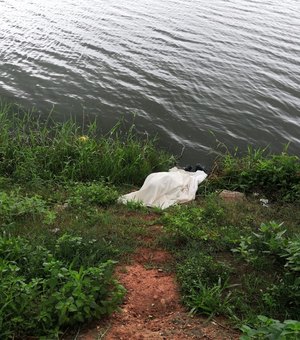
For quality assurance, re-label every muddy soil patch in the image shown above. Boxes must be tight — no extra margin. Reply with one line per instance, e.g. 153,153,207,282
76,220,239,340
78,247,239,339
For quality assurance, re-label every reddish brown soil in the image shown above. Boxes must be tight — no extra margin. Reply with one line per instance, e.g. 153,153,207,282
76,223,240,340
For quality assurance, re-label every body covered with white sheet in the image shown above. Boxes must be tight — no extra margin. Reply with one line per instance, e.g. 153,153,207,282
119,167,207,209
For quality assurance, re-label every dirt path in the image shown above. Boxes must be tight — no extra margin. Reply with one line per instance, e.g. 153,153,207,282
78,224,240,340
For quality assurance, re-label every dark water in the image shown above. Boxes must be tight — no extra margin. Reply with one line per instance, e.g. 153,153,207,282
0,0,299,165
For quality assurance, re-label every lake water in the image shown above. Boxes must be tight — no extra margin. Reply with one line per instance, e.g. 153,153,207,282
0,0,299,166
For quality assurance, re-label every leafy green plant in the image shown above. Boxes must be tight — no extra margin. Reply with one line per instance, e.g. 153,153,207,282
163,202,226,243
202,146,300,202
67,181,119,207
124,200,147,211
282,236,300,272
53,233,111,268
163,206,204,240
231,236,257,263
231,221,288,262
253,221,287,255
0,234,125,338
0,191,56,225
230,222,300,320
241,315,300,339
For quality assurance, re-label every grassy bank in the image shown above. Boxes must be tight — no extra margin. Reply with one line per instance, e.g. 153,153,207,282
0,102,173,185
0,103,299,338
160,147,300,338
0,102,174,338
0,185,156,338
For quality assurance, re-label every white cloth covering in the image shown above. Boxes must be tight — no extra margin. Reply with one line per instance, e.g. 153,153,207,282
118,167,207,209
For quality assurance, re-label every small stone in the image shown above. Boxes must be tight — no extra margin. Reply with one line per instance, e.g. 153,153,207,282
219,190,246,202
160,298,166,305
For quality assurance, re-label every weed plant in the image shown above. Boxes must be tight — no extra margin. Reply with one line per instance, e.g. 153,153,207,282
0,233,125,339
241,315,300,339
199,146,300,202
0,190,56,225
0,102,173,185
67,181,119,207
177,252,233,316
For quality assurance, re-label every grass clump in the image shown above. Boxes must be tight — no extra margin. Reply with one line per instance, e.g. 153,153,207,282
177,252,233,316
0,102,173,185
67,181,119,207
200,146,300,202
0,190,56,225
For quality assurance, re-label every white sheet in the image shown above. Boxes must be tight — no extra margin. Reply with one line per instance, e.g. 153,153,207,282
118,167,207,209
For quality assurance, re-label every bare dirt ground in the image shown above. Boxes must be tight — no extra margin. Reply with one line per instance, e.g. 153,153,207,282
77,224,240,340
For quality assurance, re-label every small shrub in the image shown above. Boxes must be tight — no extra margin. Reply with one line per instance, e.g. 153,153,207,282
67,181,119,207
203,146,300,202
231,236,257,263
0,234,125,338
231,222,300,319
231,221,288,262
241,315,300,339
253,221,287,255
163,202,226,242
282,236,300,272
0,191,56,225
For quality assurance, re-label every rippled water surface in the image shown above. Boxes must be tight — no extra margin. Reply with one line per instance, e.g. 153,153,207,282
0,0,299,164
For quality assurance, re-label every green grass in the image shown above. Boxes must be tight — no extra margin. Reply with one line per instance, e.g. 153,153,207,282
199,145,300,202
0,179,157,338
0,234,125,339
0,102,174,185
0,100,171,338
160,195,300,326
1,100,300,338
